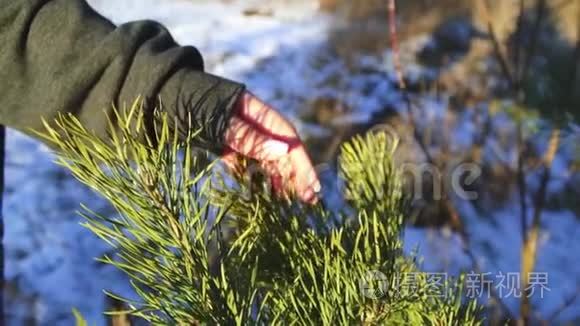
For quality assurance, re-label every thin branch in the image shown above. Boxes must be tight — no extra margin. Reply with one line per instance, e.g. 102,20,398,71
520,0,547,97
517,124,529,244
475,0,516,89
388,0,406,92
472,106,493,164
387,0,433,163
563,2,580,105
514,0,527,90
520,128,560,323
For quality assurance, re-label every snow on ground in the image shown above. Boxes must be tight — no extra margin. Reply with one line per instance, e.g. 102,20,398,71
5,0,579,324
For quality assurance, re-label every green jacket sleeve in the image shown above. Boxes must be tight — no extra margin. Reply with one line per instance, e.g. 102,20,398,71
0,0,245,152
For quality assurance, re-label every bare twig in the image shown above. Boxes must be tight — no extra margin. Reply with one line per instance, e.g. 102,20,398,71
387,0,433,164
563,1,580,105
388,0,406,92
521,0,547,97
520,128,560,324
517,123,529,244
472,106,494,164
514,0,527,90
387,0,512,318
475,0,516,89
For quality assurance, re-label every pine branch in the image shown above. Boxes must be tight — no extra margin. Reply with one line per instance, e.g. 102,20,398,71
39,99,483,325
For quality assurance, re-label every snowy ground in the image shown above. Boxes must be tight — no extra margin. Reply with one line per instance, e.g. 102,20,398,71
5,0,579,324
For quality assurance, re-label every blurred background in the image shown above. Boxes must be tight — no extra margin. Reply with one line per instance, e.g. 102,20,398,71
4,0,579,324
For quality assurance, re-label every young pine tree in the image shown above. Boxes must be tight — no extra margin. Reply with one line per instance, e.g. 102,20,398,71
38,100,482,325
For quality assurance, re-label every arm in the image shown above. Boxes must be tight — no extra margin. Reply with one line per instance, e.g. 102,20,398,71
0,0,320,203
0,0,244,152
